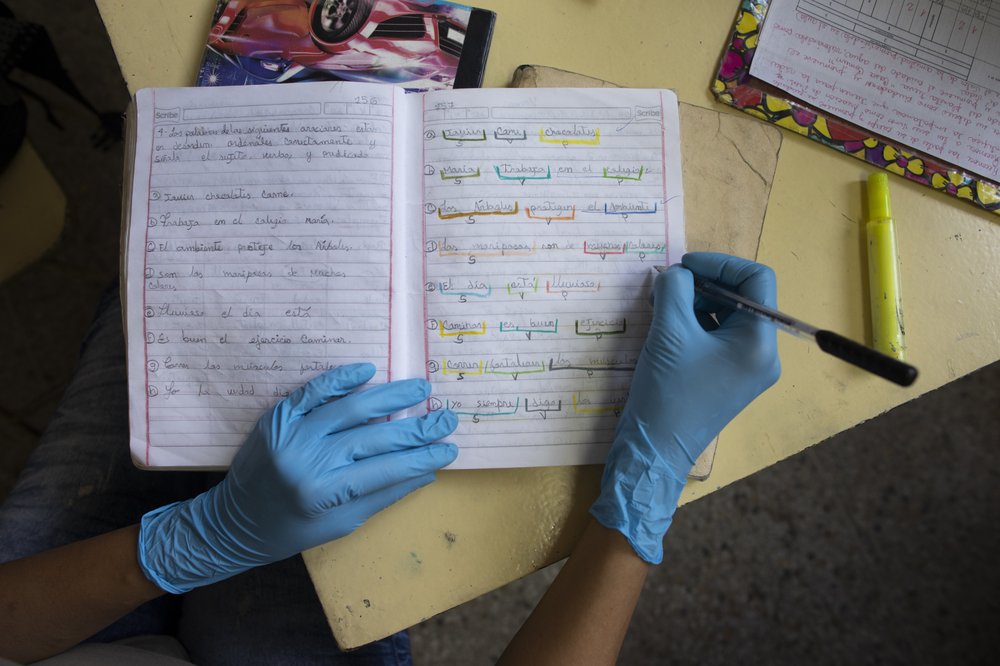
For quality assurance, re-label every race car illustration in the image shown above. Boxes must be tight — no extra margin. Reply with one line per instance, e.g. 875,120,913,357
204,0,469,88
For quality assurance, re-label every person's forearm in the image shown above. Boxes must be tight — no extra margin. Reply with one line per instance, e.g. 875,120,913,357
0,524,164,663
499,519,650,666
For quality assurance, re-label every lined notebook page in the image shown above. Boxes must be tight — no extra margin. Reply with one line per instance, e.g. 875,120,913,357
125,83,402,468
419,88,684,468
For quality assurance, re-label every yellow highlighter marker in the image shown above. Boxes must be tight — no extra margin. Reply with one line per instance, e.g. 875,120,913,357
866,173,906,360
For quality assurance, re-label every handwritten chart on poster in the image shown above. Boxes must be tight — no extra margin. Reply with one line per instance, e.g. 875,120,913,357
750,0,1000,182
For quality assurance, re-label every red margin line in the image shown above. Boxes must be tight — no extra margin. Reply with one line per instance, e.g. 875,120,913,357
659,91,670,261
421,95,430,385
143,90,156,466
388,94,395,383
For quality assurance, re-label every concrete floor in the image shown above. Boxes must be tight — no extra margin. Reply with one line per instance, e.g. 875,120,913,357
2,1,998,664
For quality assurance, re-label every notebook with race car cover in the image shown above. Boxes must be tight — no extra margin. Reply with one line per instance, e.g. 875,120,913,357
196,0,495,91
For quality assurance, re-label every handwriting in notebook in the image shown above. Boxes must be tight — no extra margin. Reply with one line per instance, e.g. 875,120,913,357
419,90,678,464
138,89,394,459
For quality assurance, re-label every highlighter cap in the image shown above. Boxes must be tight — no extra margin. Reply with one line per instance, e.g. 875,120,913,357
867,172,892,220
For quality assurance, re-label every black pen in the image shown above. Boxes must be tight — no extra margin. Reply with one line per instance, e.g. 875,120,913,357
653,266,918,387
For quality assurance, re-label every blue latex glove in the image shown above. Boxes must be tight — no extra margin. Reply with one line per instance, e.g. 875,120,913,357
591,253,781,564
138,363,457,594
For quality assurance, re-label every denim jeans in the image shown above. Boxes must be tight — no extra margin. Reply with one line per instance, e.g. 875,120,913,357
0,283,411,666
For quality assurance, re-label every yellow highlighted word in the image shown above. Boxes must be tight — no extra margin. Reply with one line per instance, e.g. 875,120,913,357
538,128,601,146
437,202,520,220
438,321,487,337
572,393,621,414
526,206,576,222
441,359,484,376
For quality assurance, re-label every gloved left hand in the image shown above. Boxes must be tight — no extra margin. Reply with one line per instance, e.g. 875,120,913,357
137,363,458,594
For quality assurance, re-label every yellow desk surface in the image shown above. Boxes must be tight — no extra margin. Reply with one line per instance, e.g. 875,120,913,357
97,0,1000,647
0,143,66,283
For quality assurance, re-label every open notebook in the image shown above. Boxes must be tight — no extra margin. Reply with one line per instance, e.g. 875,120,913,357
122,82,684,469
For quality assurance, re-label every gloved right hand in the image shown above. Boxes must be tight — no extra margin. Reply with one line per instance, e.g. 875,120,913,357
138,363,457,594
591,252,782,564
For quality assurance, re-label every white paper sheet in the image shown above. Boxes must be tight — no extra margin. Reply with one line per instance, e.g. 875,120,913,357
750,0,1000,182
126,83,405,468
418,88,685,468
